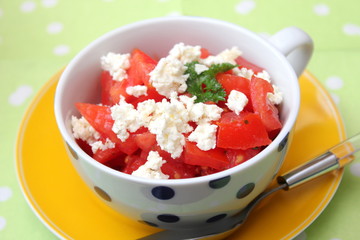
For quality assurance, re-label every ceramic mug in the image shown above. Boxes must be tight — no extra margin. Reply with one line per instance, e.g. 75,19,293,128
54,16,313,230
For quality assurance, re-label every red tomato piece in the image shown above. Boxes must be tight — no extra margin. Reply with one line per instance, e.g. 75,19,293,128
130,85,165,107
235,56,264,73
216,112,271,150
200,48,210,59
216,73,252,111
93,145,124,164
100,71,114,106
225,148,261,168
250,76,282,132
75,103,138,155
122,154,147,174
161,158,199,179
134,131,157,152
127,48,157,87
183,141,229,170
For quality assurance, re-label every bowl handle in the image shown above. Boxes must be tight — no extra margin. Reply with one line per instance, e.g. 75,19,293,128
268,27,314,78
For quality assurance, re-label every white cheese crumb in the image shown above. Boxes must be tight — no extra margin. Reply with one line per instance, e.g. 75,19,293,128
90,138,115,154
188,123,218,151
126,85,148,97
226,90,248,115
146,94,193,159
110,97,141,142
71,116,100,143
101,52,130,81
179,95,223,124
131,151,169,179
149,57,188,98
149,43,202,97
233,67,254,80
168,42,202,64
267,85,283,105
200,46,242,66
255,70,271,82
194,63,209,74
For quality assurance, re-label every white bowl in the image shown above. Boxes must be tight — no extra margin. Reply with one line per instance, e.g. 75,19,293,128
54,16,312,230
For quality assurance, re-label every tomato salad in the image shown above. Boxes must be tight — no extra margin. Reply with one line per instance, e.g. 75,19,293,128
71,43,283,179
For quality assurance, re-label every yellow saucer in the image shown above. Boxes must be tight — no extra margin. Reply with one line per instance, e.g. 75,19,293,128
16,70,345,240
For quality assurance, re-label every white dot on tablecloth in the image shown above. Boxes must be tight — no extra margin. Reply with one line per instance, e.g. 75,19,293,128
8,85,33,106
20,1,36,13
325,76,343,90
53,44,70,56
47,22,63,34
0,217,6,231
0,8,4,17
350,162,360,177
235,0,256,15
330,238,342,240
0,187,12,202
313,3,330,16
343,23,360,36
41,0,58,8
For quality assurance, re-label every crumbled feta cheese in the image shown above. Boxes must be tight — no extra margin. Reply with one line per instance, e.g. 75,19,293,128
90,138,115,154
101,52,130,81
226,90,248,115
149,57,188,97
194,63,209,74
110,97,141,142
146,94,193,158
255,70,271,82
179,95,223,124
267,85,283,105
71,116,100,142
126,85,148,97
168,42,202,64
233,67,254,80
131,151,169,179
200,46,242,66
188,123,218,151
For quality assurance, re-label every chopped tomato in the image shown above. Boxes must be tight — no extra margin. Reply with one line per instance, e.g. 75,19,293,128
75,139,93,157
216,73,252,111
122,154,147,174
162,158,199,179
134,131,157,152
75,103,138,155
127,48,157,86
100,71,114,106
235,56,264,73
183,141,229,170
216,112,271,150
93,146,124,164
225,148,261,168
130,85,165,107
200,48,210,59
250,76,282,132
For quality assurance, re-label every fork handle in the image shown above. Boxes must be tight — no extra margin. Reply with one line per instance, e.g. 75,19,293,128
277,132,360,190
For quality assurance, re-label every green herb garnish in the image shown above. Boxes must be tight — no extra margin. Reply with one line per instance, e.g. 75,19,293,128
185,61,237,103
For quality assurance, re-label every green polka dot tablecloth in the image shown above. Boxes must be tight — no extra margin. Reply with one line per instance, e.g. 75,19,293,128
1,0,360,239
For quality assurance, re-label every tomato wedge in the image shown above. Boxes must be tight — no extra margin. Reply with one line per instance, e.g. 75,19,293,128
225,148,261,168
216,112,271,150
127,48,157,87
250,76,282,132
216,73,252,111
183,140,229,170
235,56,264,73
75,103,138,155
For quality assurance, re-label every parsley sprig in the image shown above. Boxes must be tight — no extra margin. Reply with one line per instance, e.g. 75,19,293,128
185,61,237,103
